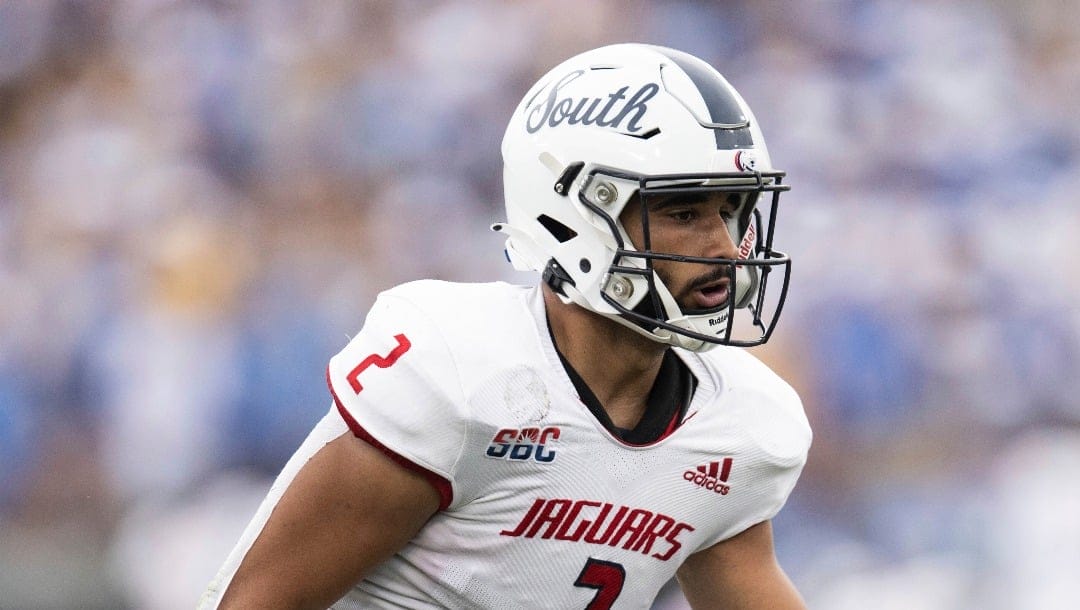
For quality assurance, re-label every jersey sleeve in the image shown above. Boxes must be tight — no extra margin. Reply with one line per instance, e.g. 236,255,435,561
699,363,812,551
326,290,467,510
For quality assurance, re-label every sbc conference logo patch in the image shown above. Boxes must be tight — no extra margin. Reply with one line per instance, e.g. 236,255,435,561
485,427,560,463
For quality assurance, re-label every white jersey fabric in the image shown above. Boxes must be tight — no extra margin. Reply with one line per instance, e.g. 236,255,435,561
201,280,811,609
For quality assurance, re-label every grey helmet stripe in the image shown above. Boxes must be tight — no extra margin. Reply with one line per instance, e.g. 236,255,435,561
649,46,754,150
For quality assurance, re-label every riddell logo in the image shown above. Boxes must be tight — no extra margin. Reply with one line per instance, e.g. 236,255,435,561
737,218,757,260
684,458,733,495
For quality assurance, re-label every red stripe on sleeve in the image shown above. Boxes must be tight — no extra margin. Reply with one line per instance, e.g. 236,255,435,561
326,366,453,511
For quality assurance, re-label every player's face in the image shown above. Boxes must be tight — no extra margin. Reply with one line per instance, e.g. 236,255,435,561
619,190,745,312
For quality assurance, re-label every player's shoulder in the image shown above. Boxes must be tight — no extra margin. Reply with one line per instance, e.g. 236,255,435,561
694,346,798,398
366,279,543,365
691,346,811,463
372,280,536,338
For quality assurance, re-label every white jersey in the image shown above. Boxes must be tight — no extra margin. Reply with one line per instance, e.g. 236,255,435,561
202,280,811,610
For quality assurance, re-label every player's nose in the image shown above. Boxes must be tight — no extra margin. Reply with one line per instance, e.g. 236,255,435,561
702,216,739,260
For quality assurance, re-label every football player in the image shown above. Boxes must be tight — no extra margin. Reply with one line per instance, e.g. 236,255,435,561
202,43,811,609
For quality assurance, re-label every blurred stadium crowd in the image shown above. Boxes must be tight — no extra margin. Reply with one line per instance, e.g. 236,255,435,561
1,1,1079,608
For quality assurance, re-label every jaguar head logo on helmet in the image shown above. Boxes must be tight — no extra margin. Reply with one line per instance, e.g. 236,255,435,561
494,43,792,351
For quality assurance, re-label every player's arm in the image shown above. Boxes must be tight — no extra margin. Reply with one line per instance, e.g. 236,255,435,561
676,520,806,610
218,431,440,610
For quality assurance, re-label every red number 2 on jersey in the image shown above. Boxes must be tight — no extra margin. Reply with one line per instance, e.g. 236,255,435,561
346,333,411,393
574,558,626,609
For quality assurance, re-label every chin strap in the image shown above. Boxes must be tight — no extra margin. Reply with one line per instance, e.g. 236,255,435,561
542,258,575,296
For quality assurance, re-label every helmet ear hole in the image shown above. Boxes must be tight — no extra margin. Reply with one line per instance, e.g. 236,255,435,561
537,214,578,243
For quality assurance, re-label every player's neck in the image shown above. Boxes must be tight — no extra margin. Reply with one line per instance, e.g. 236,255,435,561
542,285,667,430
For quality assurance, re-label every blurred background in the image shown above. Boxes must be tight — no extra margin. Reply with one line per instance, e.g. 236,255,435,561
1,0,1079,608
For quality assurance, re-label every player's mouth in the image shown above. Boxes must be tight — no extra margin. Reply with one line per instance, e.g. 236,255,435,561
692,279,731,310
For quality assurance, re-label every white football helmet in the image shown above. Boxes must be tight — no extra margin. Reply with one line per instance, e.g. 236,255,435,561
494,43,791,351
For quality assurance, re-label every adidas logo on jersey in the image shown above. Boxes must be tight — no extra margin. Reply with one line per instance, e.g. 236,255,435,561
683,458,733,495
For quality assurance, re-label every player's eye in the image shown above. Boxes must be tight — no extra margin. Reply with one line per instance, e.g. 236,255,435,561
669,209,696,223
